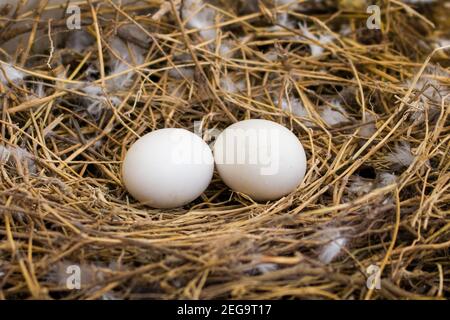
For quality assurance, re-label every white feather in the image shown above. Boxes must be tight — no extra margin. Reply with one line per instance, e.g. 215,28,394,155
0,62,25,85
298,22,334,57
270,12,295,31
405,100,430,125
276,97,310,119
385,142,415,167
255,263,278,274
274,0,298,6
26,82,46,101
403,0,436,3
319,230,347,264
101,292,119,300
117,24,152,45
436,38,450,48
107,37,144,90
79,83,121,119
264,50,279,62
48,261,104,287
404,64,450,103
359,112,377,138
348,176,374,196
0,145,36,174
339,24,352,36
218,39,239,58
0,145,11,162
81,83,103,96
35,82,45,98
378,172,397,187
168,67,195,79
320,100,349,126
220,75,245,93
182,0,217,40
168,53,196,79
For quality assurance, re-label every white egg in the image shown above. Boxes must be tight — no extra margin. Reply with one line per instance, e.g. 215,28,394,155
213,119,307,201
122,128,214,208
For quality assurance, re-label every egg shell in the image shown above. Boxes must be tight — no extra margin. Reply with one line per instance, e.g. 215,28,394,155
213,119,307,201
122,128,214,208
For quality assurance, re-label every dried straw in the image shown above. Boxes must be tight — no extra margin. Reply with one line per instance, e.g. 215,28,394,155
0,0,448,299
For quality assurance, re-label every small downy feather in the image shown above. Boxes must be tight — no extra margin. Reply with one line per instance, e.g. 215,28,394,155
34,82,45,98
117,24,152,46
181,0,217,40
272,0,300,28
79,83,121,119
270,11,295,31
320,100,350,126
25,82,46,100
339,24,352,37
107,37,144,90
80,83,106,97
220,74,245,93
0,145,11,162
273,0,299,6
0,145,36,174
298,22,334,57
168,66,195,79
271,0,304,29
403,0,436,3
435,38,450,49
255,263,278,274
318,230,347,264
276,12,291,28
377,172,397,187
275,97,312,124
168,54,195,79
87,97,121,120
348,175,374,196
101,292,119,300
359,112,377,138
385,142,415,167
249,255,279,274
0,62,25,85
404,64,449,103
264,51,279,62
405,100,433,126
218,41,233,58
218,39,239,58
48,261,104,287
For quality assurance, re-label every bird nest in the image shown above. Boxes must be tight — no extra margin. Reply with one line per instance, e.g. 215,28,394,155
0,0,449,300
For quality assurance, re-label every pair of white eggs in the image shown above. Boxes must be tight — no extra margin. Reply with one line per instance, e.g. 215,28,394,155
122,119,307,208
